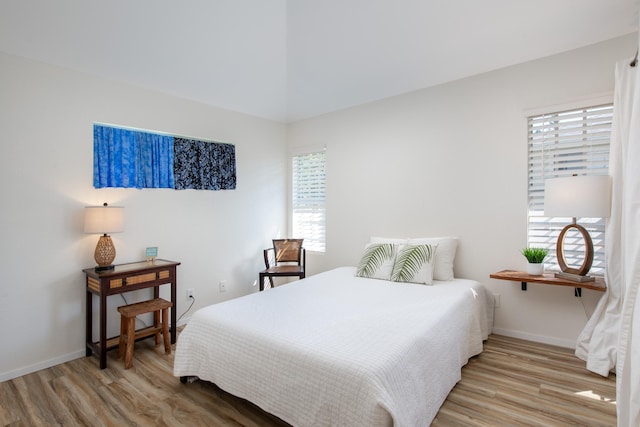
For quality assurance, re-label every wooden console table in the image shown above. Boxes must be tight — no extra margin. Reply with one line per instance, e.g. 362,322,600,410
84,259,180,369
490,269,606,297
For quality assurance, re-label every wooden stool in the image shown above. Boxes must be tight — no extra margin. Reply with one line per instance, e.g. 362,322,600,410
117,298,173,369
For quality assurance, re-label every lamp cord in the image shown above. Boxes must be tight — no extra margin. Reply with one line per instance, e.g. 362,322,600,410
178,296,195,322
579,295,592,320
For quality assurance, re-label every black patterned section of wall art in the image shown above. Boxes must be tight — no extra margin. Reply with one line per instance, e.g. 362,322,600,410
173,138,237,190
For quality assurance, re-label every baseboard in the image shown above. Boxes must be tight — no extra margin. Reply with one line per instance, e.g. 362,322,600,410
0,349,86,383
491,327,577,349
1,319,193,383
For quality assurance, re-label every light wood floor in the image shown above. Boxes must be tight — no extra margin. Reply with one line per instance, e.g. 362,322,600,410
0,334,616,426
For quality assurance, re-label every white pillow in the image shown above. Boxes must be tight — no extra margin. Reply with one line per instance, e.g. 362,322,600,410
390,244,437,285
407,237,458,281
370,236,408,245
356,243,398,280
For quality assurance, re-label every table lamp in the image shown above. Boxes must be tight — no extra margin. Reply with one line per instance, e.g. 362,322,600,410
544,175,611,281
84,202,125,271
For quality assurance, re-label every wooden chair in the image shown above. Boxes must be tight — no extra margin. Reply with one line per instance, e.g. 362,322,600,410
117,298,173,369
259,239,305,291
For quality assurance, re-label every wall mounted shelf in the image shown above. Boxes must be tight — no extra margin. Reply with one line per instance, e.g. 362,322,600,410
490,269,606,297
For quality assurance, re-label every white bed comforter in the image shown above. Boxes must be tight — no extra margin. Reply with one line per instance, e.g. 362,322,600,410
174,267,494,426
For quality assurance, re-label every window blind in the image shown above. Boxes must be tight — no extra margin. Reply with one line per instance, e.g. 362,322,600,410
292,149,326,252
527,104,612,275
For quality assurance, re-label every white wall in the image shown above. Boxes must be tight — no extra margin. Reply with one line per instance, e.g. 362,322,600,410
0,52,287,381
288,34,638,348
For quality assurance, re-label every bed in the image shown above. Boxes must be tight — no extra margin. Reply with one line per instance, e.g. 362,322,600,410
173,266,494,426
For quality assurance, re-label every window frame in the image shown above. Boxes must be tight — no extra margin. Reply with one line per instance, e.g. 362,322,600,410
290,145,327,253
525,95,612,276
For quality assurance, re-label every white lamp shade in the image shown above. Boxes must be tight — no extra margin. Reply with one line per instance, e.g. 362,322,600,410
84,205,125,234
544,175,611,218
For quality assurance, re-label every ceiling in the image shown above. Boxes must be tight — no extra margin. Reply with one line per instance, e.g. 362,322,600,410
0,0,637,122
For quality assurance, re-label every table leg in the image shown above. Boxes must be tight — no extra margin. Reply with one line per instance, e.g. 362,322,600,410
170,280,177,344
99,292,107,369
86,290,93,357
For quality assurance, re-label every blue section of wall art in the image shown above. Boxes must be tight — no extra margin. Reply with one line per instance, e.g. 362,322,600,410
93,124,236,190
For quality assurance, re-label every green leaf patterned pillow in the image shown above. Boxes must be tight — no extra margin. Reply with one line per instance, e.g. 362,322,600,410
356,243,398,280
390,244,438,284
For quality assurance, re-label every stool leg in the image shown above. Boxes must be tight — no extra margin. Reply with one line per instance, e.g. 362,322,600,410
161,307,171,355
118,314,126,360
154,309,161,346
124,316,135,369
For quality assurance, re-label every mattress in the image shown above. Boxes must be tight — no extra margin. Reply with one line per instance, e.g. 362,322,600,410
174,267,494,426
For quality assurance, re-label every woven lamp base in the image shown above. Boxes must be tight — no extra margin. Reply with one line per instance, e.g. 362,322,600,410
94,234,116,270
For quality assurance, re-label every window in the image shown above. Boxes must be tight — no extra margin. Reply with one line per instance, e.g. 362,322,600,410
527,103,612,275
291,148,326,252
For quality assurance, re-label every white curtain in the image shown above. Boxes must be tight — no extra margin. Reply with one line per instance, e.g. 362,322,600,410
575,57,640,426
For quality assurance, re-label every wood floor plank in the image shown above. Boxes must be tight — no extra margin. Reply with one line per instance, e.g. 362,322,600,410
440,388,555,427
13,374,77,426
0,380,26,425
0,334,616,426
539,383,617,416
434,335,616,427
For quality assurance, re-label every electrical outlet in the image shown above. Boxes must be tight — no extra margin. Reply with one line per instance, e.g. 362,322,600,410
493,293,501,308
187,288,194,299
219,280,227,292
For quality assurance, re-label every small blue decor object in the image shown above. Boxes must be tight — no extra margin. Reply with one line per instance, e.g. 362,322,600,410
145,247,158,258
146,246,158,263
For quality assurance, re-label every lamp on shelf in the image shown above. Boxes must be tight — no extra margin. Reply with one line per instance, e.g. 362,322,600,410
84,202,125,271
544,175,611,282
